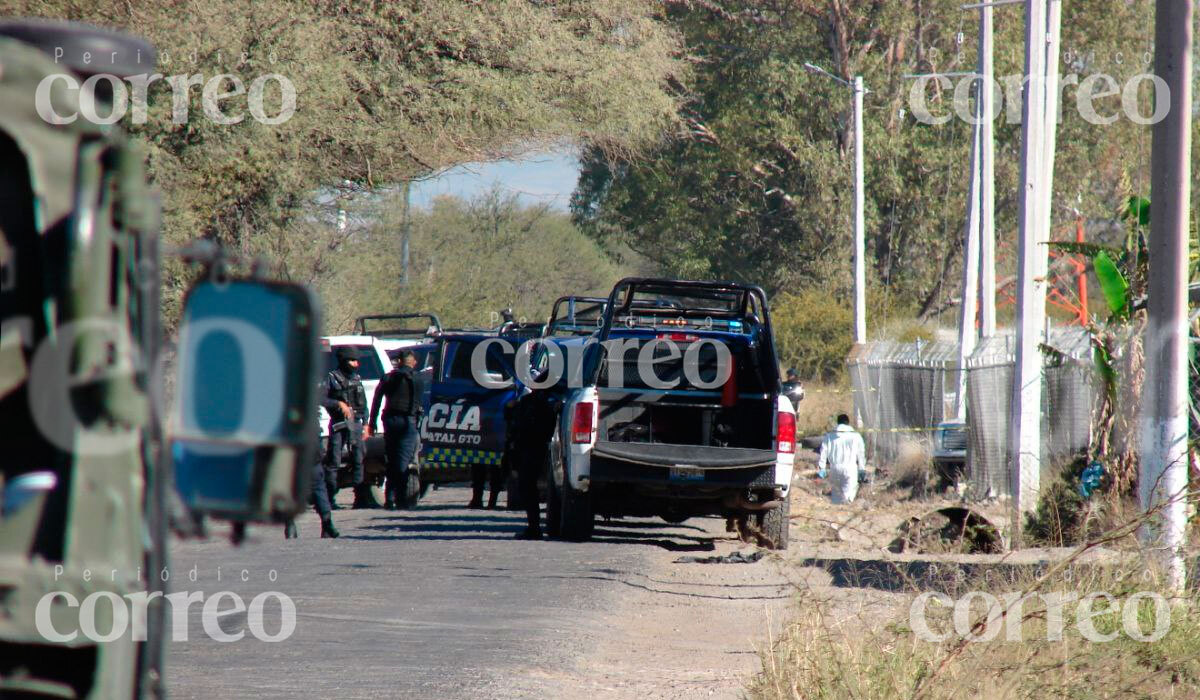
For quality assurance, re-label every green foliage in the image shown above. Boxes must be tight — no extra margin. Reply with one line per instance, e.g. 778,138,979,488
15,0,685,322
1093,250,1130,320
1123,195,1151,228
1024,458,1091,547
770,289,853,382
316,190,628,334
573,0,1161,324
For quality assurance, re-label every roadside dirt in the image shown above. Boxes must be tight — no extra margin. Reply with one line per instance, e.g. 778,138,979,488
501,448,1131,699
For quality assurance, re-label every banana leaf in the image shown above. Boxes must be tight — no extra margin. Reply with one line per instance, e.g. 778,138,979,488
1123,195,1151,228
1094,250,1129,320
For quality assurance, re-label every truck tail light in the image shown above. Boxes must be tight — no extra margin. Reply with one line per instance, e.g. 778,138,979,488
572,402,595,444
721,358,738,407
776,410,796,454
656,332,698,343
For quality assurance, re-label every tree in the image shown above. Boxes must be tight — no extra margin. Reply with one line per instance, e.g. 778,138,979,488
15,0,686,318
317,189,627,333
573,0,1165,324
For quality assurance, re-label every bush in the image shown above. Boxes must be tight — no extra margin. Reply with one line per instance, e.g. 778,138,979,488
771,289,854,382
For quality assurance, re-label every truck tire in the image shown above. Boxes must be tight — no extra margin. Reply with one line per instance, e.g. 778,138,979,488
368,482,387,508
758,495,790,550
401,467,421,509
544,458,562,538
559,481,594,542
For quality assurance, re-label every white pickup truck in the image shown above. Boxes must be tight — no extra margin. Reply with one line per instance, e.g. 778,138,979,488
544,278,795,549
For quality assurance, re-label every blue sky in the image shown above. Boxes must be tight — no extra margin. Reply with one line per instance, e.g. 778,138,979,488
410,149,581,211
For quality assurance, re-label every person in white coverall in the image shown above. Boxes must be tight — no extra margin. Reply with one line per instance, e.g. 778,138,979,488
817,413,866,504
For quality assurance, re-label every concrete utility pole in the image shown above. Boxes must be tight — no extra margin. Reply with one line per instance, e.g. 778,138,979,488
400,179,412,286
1141,0,1192,593
1038,0,1063,326
853,75,867,344
1009,0,1048,538
805,62,868,344
955,72,984,419
977,1,997,337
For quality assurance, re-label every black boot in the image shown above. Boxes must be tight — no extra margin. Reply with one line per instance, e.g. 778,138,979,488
284,519,298,539
514,527,542,540
486,491,499,510
352,485,380,509
320,515,340,538
467,487,484,509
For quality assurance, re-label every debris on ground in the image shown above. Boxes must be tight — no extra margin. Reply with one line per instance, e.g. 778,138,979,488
676,549,768,564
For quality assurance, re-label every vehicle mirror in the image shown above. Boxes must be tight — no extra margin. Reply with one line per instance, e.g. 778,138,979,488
170,279,320,523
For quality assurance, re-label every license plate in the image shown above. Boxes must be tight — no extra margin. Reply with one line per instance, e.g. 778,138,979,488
669,466,704,481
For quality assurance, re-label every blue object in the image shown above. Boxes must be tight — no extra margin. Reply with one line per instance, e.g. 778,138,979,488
1079,461,1104,498
817,468,827,479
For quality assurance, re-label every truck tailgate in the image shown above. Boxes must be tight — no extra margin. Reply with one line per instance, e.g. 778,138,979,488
591,441,776,468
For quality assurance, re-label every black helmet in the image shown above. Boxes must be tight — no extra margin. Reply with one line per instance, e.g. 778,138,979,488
335,347,360,363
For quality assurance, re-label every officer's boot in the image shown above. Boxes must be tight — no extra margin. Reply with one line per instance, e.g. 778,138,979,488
383,477,397,510
284,518,299,539
320,514,340,538
486,490,499,510
352,484,380,509
467,485,484,509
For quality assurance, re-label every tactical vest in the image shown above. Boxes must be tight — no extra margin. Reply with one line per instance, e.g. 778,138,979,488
328,369,367,416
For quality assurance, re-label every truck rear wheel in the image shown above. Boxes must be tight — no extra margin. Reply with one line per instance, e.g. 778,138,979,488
559,481,594,542
401,468,421,508
544,459,562,538
758,495,790,550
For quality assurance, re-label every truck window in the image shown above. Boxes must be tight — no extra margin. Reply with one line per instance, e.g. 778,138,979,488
443,341,511,383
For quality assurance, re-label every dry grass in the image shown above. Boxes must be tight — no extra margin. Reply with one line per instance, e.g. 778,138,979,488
793,382,853,437
749,508,1200,699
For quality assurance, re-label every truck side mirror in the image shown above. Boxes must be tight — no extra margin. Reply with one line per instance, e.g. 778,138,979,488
170,279,320,522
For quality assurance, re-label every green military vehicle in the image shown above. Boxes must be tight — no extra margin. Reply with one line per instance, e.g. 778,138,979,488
0,20,318,698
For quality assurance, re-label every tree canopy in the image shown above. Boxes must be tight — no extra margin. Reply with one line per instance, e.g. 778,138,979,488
14,0,686,316
572,0,1177,328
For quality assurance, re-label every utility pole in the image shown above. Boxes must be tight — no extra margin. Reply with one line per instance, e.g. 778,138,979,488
853,75,867,344
1009,0,1048,540
805,62,868,344
977,0,997,337
956,72,983,419
400,179,412,286
1038,0,1063,329
1141,0,1192,592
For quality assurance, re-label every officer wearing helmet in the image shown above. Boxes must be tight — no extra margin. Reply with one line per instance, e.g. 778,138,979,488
322,346,370,508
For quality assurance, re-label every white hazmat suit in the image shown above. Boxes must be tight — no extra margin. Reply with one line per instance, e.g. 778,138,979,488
817,423,866,504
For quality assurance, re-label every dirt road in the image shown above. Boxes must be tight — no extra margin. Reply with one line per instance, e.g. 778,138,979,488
165,484,795,699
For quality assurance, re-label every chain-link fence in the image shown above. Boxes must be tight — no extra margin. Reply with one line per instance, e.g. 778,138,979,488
847,339,956,465
849,328,1099,500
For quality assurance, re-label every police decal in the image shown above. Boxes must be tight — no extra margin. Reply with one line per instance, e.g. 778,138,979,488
422,402,482,444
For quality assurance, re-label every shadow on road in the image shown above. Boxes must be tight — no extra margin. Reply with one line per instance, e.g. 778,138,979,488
590,528,716,552
346,506,719,552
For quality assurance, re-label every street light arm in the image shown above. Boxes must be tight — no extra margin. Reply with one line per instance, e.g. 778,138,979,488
802,61,852,88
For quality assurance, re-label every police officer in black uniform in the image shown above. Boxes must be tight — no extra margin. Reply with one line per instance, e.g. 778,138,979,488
322,347,372,509
504,375,561,539
369,349,423,510
284,434,341,538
